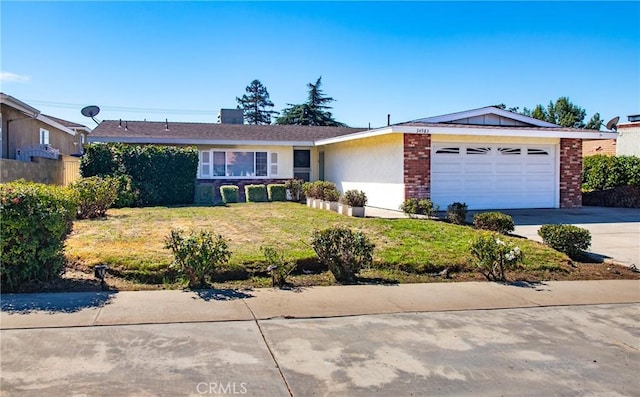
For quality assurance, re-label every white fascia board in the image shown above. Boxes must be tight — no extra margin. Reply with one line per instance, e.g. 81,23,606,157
0,93,41,118
314,127,395,145
392,125,618,140
413,107,560,128
87,137,316,146
36,114,77,136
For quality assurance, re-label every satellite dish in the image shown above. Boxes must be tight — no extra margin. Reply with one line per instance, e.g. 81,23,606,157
81,105,101,125
606,116,620,131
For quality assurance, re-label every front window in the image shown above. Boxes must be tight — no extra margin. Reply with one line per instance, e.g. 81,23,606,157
40,128,50,145
199,150,272,178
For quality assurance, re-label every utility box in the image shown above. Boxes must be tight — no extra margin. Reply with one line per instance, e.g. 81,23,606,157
218,109,244,124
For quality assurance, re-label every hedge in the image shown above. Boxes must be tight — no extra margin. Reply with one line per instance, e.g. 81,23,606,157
583,155,640,191
0,181,77,291
80,143,199,206
220,185,239,203
194,184,216,205
267,184,287,202
245,184,268,202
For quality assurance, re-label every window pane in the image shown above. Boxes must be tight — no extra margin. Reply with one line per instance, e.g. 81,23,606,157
294,150,311,168
213,151,226,176
227,152,255,176
256,152,268,176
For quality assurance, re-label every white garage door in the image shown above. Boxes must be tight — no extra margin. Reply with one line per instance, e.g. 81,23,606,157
431,143,557,210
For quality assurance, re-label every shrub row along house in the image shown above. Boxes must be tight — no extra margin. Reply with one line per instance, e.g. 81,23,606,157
88,106,615,210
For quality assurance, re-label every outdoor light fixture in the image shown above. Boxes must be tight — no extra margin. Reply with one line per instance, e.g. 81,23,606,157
94,265,109,290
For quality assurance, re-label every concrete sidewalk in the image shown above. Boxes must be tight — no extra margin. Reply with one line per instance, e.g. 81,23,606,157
2,280,639,329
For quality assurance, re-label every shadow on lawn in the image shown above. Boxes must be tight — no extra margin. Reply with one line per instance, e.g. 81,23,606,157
1,291,117,314
188,288,255,301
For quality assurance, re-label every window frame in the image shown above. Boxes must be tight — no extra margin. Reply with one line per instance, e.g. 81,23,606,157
39,128,50,145
198,149,274,179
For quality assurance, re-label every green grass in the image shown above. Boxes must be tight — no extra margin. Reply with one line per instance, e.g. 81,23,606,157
65,202,570,285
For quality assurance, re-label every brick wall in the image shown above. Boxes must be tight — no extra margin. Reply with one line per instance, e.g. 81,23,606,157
197,178,290,202
403,134,431,200
559,138,583,208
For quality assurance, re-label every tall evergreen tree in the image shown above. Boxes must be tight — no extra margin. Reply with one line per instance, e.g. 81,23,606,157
236,79,278,125
276,77,346,126
495,97,602,130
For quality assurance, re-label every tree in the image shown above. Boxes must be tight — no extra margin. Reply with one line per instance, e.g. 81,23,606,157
236,79,278,125
276,77,346,126
494,97,602,130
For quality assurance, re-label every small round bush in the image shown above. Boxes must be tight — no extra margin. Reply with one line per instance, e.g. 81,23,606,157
473,212,515,234
340,190,367,207
538,224,591,260
400,198,438,218
447,202,468,224
70,176,119,219
310,226,374,283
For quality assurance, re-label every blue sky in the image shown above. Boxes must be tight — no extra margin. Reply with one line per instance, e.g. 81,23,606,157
1,1,638,128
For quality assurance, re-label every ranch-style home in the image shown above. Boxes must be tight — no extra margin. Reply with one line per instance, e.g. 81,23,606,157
88,106,616,210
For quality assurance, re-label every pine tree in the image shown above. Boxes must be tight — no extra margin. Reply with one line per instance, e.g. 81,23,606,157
276,77,346,126
236,79,278,125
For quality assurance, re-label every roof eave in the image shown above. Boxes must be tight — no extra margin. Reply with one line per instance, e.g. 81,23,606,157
87,137,317,146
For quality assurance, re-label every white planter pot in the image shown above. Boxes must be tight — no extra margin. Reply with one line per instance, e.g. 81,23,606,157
324,201,339,211
348,206,365,217
306,198,313,207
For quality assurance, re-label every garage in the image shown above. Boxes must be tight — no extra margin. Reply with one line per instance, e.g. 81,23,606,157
430,143,557,210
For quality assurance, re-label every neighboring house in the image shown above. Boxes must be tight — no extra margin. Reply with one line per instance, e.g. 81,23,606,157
88,106,614,210
583,139,616,157
616,114,640,156
0,93,90,184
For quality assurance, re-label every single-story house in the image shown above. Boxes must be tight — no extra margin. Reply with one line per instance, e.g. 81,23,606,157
616,115,640,156
88,106,616,210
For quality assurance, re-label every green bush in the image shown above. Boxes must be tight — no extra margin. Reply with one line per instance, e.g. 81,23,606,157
285,178,304,201
164,229,231,288
262,246,296,288
470,233,524,282
340,189,368,207
303,181,340,201
538,224,591,260
583,155,640,190
220,185,239,204
400,198,438,218
81,143,198,206
245,184,267,202
302,181,314,199
447,202,468,224
0,181,77,291
193,184,215,205
112,174,139,208
69,176,118,219
310,226,375,283
267,184,287,202
473,212,515,234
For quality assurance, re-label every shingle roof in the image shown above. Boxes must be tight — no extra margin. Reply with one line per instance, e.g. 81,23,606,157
43,114,90,129
90,120,366,143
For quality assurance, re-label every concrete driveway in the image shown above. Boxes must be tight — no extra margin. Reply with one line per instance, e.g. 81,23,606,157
482,206,640,266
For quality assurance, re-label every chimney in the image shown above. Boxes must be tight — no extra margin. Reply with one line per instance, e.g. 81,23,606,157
218,109,244,124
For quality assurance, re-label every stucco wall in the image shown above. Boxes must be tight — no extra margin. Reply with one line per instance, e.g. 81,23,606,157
616,123,640,156
322,133,404,210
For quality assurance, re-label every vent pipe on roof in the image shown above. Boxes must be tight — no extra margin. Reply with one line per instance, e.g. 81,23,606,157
387,114,390,126
118,119,122,128
125,121,128,131
368,123,371,130
165,118,169,131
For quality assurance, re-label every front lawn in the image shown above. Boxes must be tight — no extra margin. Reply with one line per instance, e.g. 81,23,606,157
62,202,594,289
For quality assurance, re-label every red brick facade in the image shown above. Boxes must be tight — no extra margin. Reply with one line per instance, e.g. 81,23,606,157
403,134,431,200
559,138,583,208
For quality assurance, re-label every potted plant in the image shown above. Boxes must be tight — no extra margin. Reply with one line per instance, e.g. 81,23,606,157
339,189,367,217
322,187,341,212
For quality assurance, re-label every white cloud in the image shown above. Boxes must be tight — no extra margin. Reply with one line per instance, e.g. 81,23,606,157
0,72,31,83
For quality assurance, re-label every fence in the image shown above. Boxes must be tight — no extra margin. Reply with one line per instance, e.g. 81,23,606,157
0,156,80,186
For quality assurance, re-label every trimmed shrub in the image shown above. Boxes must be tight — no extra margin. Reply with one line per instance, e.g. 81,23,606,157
470,233,524,282
473,212,515,234
194,184,215,205
69,176,119,219
447,202,468,224
340,189,368,207
262,246,296,288
583,155,640,190
220,185,239,204
81,143,199,206
164,229,231,288
400,198,438,218
583,185,640,208
310,226,374,283
538,224,591,260
285,178,304,201
1,181,77,291
245,184,268,202
267,184,287,202
302,181,314,199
